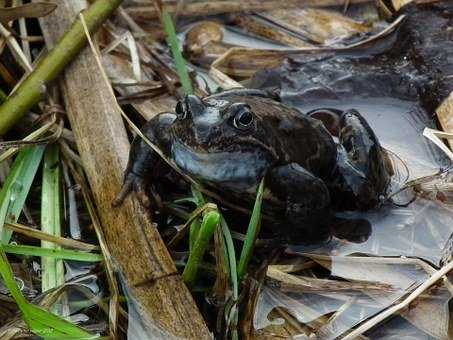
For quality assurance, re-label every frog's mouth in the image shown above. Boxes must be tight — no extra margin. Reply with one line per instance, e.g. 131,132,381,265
171,139,270,188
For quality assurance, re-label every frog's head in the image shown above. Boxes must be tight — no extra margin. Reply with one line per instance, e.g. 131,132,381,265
172,94,259,148
169,93,277,189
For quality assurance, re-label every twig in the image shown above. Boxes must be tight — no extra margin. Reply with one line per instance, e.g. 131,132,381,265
0,22,32,72
305,253,453,294
342,259,453,339
267,267,396,293
17,0,31,63
4,222,98,251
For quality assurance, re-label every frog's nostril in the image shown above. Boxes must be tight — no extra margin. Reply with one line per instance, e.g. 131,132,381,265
175,100,188,119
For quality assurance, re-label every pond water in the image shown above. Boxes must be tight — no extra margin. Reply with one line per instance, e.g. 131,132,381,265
254,97,453,339
290,98,452,265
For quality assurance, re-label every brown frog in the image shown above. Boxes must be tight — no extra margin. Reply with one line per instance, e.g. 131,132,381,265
117,89,392,242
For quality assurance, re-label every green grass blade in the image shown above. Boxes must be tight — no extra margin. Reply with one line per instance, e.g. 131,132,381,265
190,186,238,296
220,217,239,339
0,88,6,102
189,185,206,251
182,210,219,287
161,10,193,95
189,218,201,253
191,185,205,206
0,146,45,243
237,179,265,282
2,244,103,262
190,187,239,337
41,144,64,292
0,246,94,338
0,246,28,307
219,218,238,300
0,144,94,337
23,303,96,339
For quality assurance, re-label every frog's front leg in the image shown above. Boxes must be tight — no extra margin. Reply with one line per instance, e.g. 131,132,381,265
266,163,332,241
331,109,392,210
113,113,176,207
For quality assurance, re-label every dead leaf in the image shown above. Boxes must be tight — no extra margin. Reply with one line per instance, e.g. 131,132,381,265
0,2,57,24
392,0,414,11
258,8,371,45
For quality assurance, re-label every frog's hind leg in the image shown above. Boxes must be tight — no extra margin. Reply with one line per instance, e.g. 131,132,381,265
266,163,332,242
332,109,391,210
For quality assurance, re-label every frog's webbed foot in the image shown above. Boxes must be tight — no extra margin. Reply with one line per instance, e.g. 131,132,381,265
331,109,391,210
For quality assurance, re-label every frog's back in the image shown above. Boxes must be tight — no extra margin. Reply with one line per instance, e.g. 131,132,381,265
231,95,337,178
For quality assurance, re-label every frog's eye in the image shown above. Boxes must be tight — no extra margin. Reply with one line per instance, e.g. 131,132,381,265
233,106,254,130
175,100,188,119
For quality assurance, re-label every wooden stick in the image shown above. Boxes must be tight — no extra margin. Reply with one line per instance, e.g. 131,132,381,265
36,1,210,338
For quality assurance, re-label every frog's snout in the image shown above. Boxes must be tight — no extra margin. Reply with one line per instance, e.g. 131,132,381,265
175,95,205,120
185,95,205,118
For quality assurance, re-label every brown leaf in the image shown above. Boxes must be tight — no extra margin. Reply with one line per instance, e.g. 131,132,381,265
0,2,57,24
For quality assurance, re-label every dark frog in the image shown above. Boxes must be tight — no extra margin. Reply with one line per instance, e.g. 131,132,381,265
117,89,392,242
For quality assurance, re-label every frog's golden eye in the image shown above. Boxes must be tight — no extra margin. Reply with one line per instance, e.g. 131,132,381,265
233,106,254,131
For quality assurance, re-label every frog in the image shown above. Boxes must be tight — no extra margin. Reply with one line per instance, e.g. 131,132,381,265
115,89,392,242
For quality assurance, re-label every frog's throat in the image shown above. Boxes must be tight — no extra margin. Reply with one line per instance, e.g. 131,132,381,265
171,140,270,186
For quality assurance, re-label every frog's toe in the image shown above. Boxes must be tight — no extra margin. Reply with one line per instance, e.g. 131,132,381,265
332,109,391,209
113,172,151,208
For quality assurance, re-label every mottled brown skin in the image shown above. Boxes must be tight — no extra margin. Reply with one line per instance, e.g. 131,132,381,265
118,89,391,242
